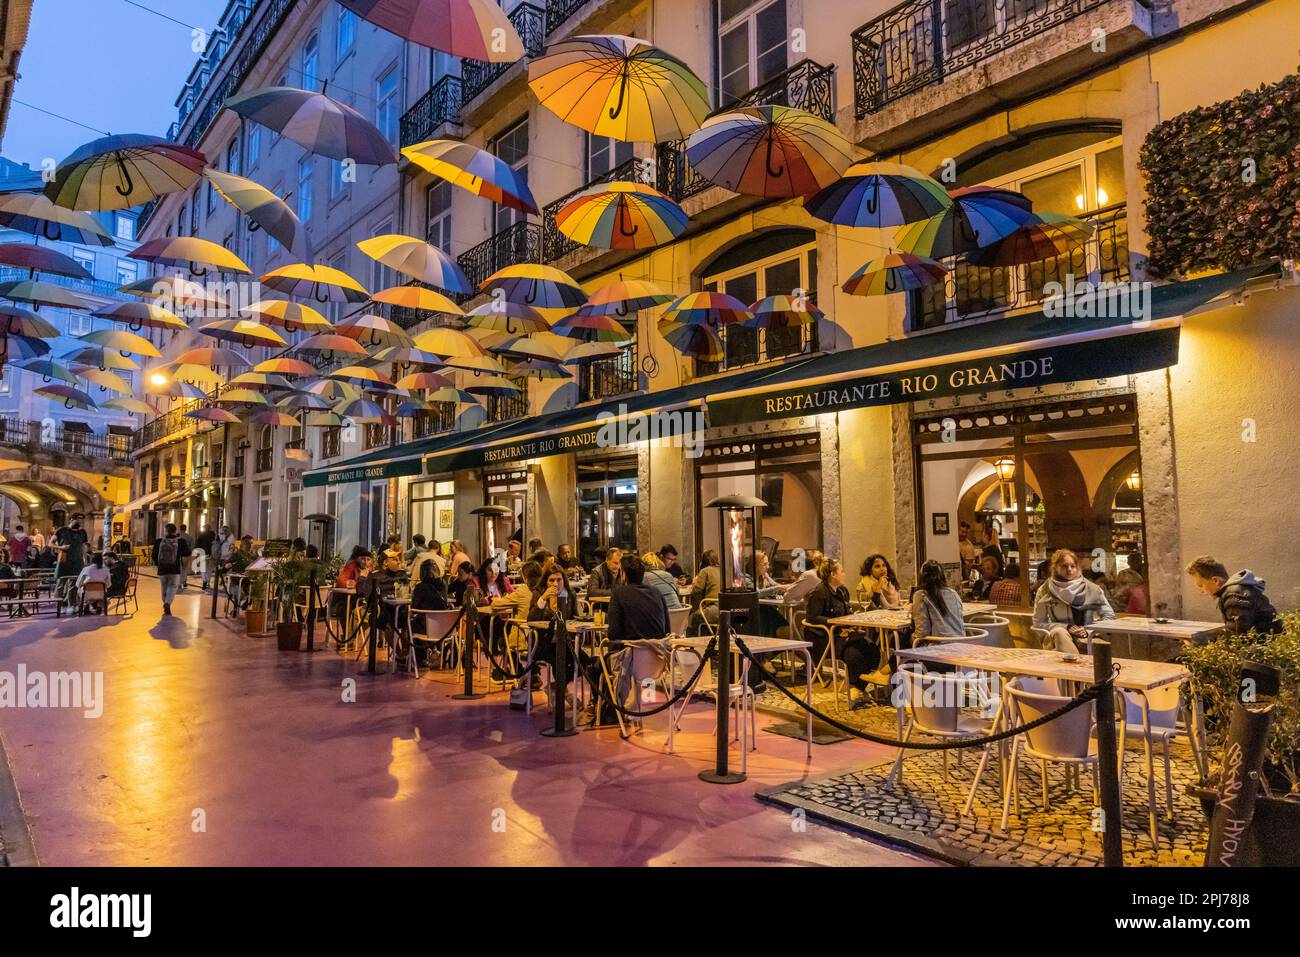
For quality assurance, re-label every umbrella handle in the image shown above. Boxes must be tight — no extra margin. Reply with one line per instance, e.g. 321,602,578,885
885,270,898,293
959,218,980,244
114,155,136,198
247,220,262,233
609,63,629,120
120,349,130,358
369,330,381,348
42,221,60,241
615,303,628,317
64,396,75,409
765,130,785,179
618,204,639,238
128,320,143,333
505,317,518,336
314,283,329,304
524,280,537,305
865,180,878,217
41,374,51,384
189,262,208,278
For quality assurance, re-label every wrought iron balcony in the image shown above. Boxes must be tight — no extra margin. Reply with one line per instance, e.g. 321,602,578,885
412,402,457,438
578,341,638,402
0,267,123,300
853,0,1116,118
400,74,463,147
457,221,542,292
487,382,530,423
656,59,835,202
542,157,656,262
0,416,135,465
132,398,203,450
695,321,820,377
460,3,546,107
545,0,589,36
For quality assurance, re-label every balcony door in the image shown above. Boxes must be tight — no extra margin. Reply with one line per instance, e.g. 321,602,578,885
491,118,529,235
717,0,788,106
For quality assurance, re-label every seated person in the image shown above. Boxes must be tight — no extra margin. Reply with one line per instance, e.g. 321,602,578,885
969,554,1003,602
504,540,523,576
447,561,479,608
586,547,623,599
912,560,966,643
492,560,538,620
411,561,449,613
1032,548,1116,652
658,544,687,582
858,553,902,609
641,552,683,611
75,552,113,611
555,543,579,572
528,565,581,686
105,552,129,599
807,558,881,710
687,549,721,635
1186,555,1280,636
332,547,371,615
0,558,16,601
589,554,671,715
989,560,1023,606
1112,553,1145,611
782,549,826,606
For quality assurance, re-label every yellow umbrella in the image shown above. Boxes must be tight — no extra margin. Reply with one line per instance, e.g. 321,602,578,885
356,234,472,294
329,365,394,387
63,345,139,371
77,328,162,358
164,363,227,384
129,236,251,275
176,346,251,369
370,284,465,316
242,299,333,332
261,263,369,303
255,357,318,376
215,388,272,407
401,139,539,214
71,365,132,393
197,319,288,348
412,327,488,359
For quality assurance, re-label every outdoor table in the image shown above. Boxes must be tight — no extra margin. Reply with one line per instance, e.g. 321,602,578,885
1086,616,1222,660
895,641,1202,845
669,633,814,766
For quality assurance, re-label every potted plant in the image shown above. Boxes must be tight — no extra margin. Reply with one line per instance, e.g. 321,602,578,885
243,574,268,635
1183,613,1300,865
271,557,314,651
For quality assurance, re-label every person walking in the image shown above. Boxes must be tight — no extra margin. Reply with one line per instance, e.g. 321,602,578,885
152,523,190,617
177,524,191,590
6,525,31,567
195,525,217,591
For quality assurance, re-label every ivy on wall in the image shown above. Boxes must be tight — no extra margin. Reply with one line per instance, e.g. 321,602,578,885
1140,69,1300,278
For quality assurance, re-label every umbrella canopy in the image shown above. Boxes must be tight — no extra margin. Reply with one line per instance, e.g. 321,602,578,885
186,406,241,423
511,358,572,379
176,346,251,369
658,319,723,362
745,294,824,328
304,411,348,428
442,353,506,375
371,283,466,316
357,235,473,294
72,365,133,393
36,383,97,409
528,34,710,143
148,378,210,400
241,299,333,332
260,262,369,303
556,181,686,250
215,388,273,407
894,186,1036,259
292,333,371,358
488,336,562,362
91,301,189,332
402,139,539,214
16,358,77,383
466,374,522,396
205,167,306,255
130,236,251,275
279,391,335,411
228,371,295,391
0,242,93,279
163,362,227,384
550,309,632,342
197,319,288,348
329,364,395,387
804,162,951,229
334,0,523,61
102,396,156,415
224,87,398,165
0,335,51,362
0,279,91,311
370,345,442,367
255,357,318,376
464,299,551,335
842,252,947,296
395,370,453,391
78,328,163,358
0,193,114,245
0,306,60,338
393,398,432,418
661,290,750,327
686,105,855,198
63,345,138,371
481,263,585,310
44,133,206,211
560,341,626,364
334,397,392,423
335,314,414,349
412,326,488,358
962,213,1094,268
302,377,363,400
118,274,229,313
582,278,673,316
248,410,303,428
426,386,481,405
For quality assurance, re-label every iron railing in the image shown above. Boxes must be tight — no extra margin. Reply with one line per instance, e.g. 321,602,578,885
542,157,656,262
656,59,835,201
133,398,203,449
545,0,589,35
578,341,638,402
460,3,546,106
908,204,1131,330
457,221,542,291
487,381,530,422
0,416,134,465
852,0,1117,118
400,74,463,147
0,267,123,300
695,321,820,377
412,402,457,438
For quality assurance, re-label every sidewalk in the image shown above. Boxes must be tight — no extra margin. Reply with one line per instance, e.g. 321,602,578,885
0,583,931,867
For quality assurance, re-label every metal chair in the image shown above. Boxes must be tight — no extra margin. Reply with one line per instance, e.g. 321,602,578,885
78,581,107,615
408,608,463,672
667,605,690,636
110,577,139,615
917,625,992,647
1118,683,1182,816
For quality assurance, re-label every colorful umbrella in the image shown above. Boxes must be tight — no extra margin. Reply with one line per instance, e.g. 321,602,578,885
241,299,333,332
0,279,91,311
745,294,824,328
488,335,561,362
426,386,481,405
228,372,295,391
463,299,551,335
334,397,392,423
329,365,394,387
0,243,93,280
148,378,210,400
36,383,98,409
555,181,687,250
466,374,522,396
686,105,855,198
962,213,1094,268
843,252,947,296
0,193,114,245
582,278,673,317
187,406,241,423
370,283,466,316
130,236,251,275
370,345,442,367
198,319,287,348
357,234,473,294
92,301,190,332
0,335,51,362
16,358,77,383
441,353,505,375
481,263,585,310
0,306,60,338
894,186,1036,259
224,87,398,165
394,398,432,418
261,263,369,303
335,314,414,349
395,370,453,391
176,346,251,370
291,332,370,358
215,388,273,407
205,167,306,256
162,362,227,385
560,341,626,364
248,410,303,428
658,319,723,362
279,391,335,411
528,35,710,143
118,274,229,313
63,345,138,371
511,359,572,379
550,309,632,342
78,328,163,358
402,139,538,214
72,365,134,393
44,133,206,211
302,377,363,400
661,290,750,327
334,0,524,62
255,357,317,376
412,327,488,358
102,396,156,415
804,162,951,229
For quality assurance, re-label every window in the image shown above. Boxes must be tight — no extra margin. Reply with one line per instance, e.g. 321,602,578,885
115,261,137,286
226,138,240,177
370,219,393,291
322,425,341,459
585,133,634,182
247,125,260,169
176,203,186,238
575,456,639,568
330,158,349,199
302,34,320,91
0,368,10,395
376,63,400,143
257,482,273,539
426,180,452,251
207,174,216,213
717,0,787,105
191,187,201,232
492,119,529,234
336,7,356,59
365,421,387,449
68,312,92,336
114,214,135,241
73,250,95,277
256,425,274,473
298,157,313,222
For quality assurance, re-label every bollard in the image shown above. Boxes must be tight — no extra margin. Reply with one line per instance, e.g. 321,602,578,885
1091,640,1123,867
700,610,746,785
540,610,577,738
304,568,317,652
452,599,484,700
365,587,379,675
209,562,220,620
1205,667,1277,867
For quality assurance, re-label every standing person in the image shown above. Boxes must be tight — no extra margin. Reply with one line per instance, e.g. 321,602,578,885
912,560,966,643
195,525,217,591
54,513,89,598
30,527,45,550
152,523,190,617
176,524,191,590
6,525,30,567
212,524,235,574
1032,548,1116,652
1186,556,1280,636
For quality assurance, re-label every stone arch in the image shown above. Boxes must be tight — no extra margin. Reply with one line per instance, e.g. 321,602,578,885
0,466,111,525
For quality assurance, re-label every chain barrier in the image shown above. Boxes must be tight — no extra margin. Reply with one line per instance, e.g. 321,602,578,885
597,637,718,718
475,626,544,681
733,636,1117,751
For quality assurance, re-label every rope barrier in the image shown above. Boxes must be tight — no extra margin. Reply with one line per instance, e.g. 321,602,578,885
733,637,1117,751
598,637,718,718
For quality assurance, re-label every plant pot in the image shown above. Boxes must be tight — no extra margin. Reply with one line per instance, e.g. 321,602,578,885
1187,784,1300,866
276,621,303,651
244,608,267,634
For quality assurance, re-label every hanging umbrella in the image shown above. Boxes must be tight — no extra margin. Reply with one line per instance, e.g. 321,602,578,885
464,299,551,335
303,377,363,400
371,345,443,368
304,411,348,428
119,274,229,314
511,359,572,379
466,374,522,396
197,319,288,348
241,299,333,332
555,182,686,250
661,290,750,327
0,306,60,338
102,396,156,415
0,193,114,245
44,133,206,211
329,365,395,387
147,378,209,400
686,105,855,198
582,278,673,316
334,397,392,423
0,243,93,280
186,406,241,423
0,335,50,363
561,341,626,364
481,263,585,310
402,140,539,214
71,365,133,393
357,235,473,294
550,309,632,342
291,333,370,359
279,391,335,411
894,186,1036,259
0,279,91,311
162,362,227,385
658,319,723,362
224,87,398,166
335,0,523,61
804,162,951,229
426,386,481,405
63,345,138,371
528,35,710,143
370,284,466,316
412,326,488,358
92,301,189,332
395,370,452,391
215,388,273,407
962,213,1094,268
248,410,303,428
842,253,947,296
255,357,318,376
130,236,251,276
488,335,561,362
35,383,97,409
335,314,414,349
261,263,369,303
228,371,295,391
393,398,432,418
16,358,77,383
205,167,307,256
443,353,506,375
745,294,824,328
78,328,163,358
176,346,251,370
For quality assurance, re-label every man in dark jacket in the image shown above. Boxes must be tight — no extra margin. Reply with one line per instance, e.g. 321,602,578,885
1186,556,1280,636
195,526,217,591
152,523,191,617
586,547,624,599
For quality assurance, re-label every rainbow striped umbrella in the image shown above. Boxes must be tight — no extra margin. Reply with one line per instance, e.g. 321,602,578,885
895,186,1036,259
255,357,317,376
686,105,854,198
745,295,824,328
198,319,287,348
329,365,395,387
402,139,538,214
426,386,481,406
206,167,306,257
130,236,251,275
35,383,97,409
16,359,77,384
0,193,114,246
45,134,206,211
581,279,673,317
370,284,466,316
241,299,333,332
335,314,414,349
292,333,370,358
464,300,551,335
0,335,51,362
357,234,472,294
0,306,60,338
225,87,397,166
371,345,443,368
528,35,710,143
334,397,393,423
556,181,686,250
804,162,950,229
248,410,303,428
78,328,163,358
278,391,335,411
661,290,750,328
481,263,585,310
395,370,453,391
177,346,250,370
962,213,1094,268
658,319,723,362
843,253,947,296
551,309,632,342
119,274,228,313
228,372,295,391
186,406,241,423
335,0,523,62
148,378,209,400
261,263,369,303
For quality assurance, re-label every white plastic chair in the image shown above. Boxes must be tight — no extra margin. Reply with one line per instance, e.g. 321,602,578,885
1118,683,1182,816
965,613,1012,647
667,605,690,636
1001,676,1098,831
916,625,991,647
887,664,993,785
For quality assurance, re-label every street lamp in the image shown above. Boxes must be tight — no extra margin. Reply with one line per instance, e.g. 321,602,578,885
1126,469,1141,491
993,457,1016,482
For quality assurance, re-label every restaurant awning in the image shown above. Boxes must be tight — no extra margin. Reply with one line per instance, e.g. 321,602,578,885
153,479,217,507
115,489,164,514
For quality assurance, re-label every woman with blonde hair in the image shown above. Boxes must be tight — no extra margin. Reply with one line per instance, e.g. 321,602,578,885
641,551,683,610
1032,548,1115,652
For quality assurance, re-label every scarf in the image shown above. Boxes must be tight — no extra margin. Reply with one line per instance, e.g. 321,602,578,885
1048,575,1090,608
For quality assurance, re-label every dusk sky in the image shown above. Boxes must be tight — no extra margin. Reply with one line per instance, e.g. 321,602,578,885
3,0,228,168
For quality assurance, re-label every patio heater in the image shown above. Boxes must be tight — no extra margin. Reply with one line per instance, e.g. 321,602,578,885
471,503,512,567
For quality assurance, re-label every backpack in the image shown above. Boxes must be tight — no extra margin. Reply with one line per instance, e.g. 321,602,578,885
156,536,179,569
